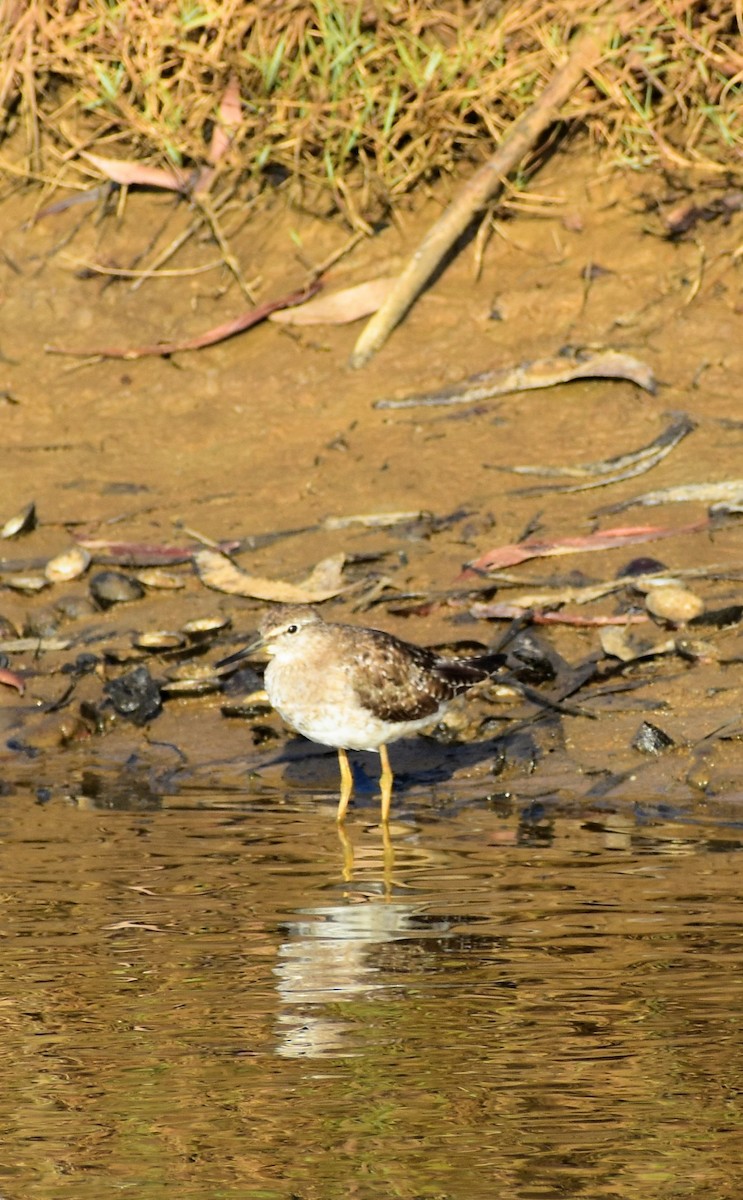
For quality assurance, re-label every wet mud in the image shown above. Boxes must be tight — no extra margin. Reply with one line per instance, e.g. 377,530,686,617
2,148,741,816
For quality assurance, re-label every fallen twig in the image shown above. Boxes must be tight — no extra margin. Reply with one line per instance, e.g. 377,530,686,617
45,282,320,360
61,256,225,279
350,14,616,367
194,190,255,302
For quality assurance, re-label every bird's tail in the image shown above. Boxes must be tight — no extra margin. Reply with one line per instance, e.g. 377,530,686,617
435,652,507,693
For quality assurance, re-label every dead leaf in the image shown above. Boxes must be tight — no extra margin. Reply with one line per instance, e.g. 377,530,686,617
375,349,656,409
503,415,695,494
0,667,25,694
323,510,424,529
269,277,395,326
195,74,244,193
81,151,190,192
664,190,743,238
599,626,676,661
463,520,710,575
0,638,72,653
209,73,242,166
194,549,347,602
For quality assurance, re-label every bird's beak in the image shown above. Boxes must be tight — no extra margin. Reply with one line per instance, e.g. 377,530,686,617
215,633,265,672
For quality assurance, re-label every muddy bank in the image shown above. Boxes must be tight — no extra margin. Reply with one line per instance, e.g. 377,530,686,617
1,147,742,813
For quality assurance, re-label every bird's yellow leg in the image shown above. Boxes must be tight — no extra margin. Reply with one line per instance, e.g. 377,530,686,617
379,744,394,824
336,747,354,823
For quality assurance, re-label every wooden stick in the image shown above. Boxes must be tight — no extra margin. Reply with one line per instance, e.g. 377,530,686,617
349,14,617,369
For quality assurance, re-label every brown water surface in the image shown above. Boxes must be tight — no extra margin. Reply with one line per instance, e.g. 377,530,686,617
1,784,742,1198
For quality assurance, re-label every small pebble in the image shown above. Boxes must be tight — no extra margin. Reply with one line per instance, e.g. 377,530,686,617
645,585,704,625
632,721,675,755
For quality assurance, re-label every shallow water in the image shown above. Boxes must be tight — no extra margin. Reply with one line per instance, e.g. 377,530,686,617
1,779,742,1200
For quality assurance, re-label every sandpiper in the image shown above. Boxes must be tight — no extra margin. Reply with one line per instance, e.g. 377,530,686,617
216,603,506,823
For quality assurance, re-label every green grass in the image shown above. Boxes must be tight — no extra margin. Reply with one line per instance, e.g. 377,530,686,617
1,0,741,224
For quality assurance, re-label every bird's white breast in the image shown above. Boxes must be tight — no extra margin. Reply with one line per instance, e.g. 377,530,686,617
264,652,442,752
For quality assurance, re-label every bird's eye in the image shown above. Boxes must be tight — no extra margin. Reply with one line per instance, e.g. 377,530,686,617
286,623,299,635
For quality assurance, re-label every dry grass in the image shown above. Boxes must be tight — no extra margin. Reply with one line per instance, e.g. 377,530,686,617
1,0,741,223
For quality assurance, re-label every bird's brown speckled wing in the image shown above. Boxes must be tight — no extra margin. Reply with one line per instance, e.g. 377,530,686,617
350,630,502,722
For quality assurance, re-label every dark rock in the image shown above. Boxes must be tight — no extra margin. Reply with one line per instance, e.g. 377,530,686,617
632,720,675,755
104,665,162,725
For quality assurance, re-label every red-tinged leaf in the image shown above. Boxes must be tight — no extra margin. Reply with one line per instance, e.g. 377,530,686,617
462,520,711,576
0,667,25,694
81,152,191,192
46,282,322,360
208,73,242,166
269,277,395,326
194,75,244,194
74,537,241,565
